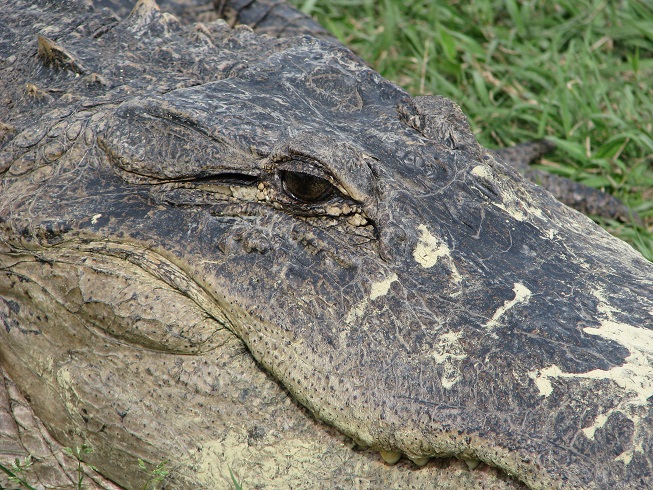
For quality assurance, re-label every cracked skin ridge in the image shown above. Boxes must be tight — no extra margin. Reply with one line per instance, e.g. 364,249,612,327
0,0,652,488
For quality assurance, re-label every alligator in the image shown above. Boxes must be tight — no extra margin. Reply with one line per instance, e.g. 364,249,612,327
1,0,652,488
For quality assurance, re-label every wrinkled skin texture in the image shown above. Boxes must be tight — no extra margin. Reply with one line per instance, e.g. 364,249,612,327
1,1,652,489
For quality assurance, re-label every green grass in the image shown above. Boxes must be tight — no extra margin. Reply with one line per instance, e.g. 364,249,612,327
0,448,167,490
291,0,653,260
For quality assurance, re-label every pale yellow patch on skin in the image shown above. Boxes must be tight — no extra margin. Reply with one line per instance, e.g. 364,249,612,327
431,331,467,389
491,202,527,222
370,273,398,300
91,213,102,224
530,316,653,406
528,365,557,397
412,225,462,293
345,273,399,323
581,320,653,406
529,290,653,463
614,422,644,465
471,163,545,221
344,302,367,325
484,283,532,328
413,224,450,268
581,412,610,440
470,164,492,180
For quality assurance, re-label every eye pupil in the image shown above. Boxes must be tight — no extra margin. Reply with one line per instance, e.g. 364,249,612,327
281,171,333,202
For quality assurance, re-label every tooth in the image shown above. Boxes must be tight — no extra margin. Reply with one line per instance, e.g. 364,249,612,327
463,458,481,470
408,456,430,467
379,450,402,465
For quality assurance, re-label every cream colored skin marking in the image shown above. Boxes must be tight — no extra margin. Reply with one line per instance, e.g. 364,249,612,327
91,213,102,224
413,224,450,268
370,273,398,300
431,331,467,389
529,290,653,464
469,164,492,180
412,225,462,289
484,283,532,328
470,163,545,222
345,273,398,324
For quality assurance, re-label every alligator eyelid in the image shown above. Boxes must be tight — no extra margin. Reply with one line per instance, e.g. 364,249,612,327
271,155,333,179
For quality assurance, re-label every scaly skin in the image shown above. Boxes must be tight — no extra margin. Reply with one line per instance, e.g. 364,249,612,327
1,1,652,488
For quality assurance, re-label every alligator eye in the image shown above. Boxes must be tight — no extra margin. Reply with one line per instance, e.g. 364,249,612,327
280,171,334,202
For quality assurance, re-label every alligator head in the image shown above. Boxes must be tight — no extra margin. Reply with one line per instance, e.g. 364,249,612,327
1,1,652,488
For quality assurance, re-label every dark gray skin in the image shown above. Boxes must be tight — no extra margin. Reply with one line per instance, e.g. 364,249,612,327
1,1,652,489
